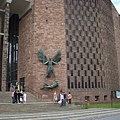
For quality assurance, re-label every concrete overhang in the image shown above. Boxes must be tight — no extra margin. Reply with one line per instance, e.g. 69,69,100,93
0,0,33,18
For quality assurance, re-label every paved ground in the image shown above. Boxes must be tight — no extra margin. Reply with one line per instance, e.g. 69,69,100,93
0,108,120,120
95,115,120,120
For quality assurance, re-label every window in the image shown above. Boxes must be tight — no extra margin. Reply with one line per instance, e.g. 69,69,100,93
7,14,19,91
74,52,76,58
78,82,80,88
76,36,78,41
74,64,76,70
104,95,107,101
66,41,69,46
77,47,79,52
66,52,69,58
85,82,87,88
83,47,86,53
71,70,73,76
98,70,99,76
82,76,84,88
88,64,90,70
70,58,73,64
88,76,90,88
71,82,74,88
90,48,92,53
74,76,77,88
87,53,89,59
67,64,69,70
80,53,83,58
94,65,96,70
84,70,87,76
92,82,94,88
98,82,100,88
77,58,80,64
72,30,75,36
85,96,90,101
66,29,68,35
65,19,68,24
90,59,93,64
78,70,80,76
80,41,82,46
95,76,97,88
70,46,72,52
84,58,86,64
95,96,99,101
93,53,95,59
69,35,72,41
91,70,93,76
67,76,70,89
79,31,81,36
81,64,83,70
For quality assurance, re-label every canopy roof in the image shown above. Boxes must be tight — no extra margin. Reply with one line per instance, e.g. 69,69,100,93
0,0,33,18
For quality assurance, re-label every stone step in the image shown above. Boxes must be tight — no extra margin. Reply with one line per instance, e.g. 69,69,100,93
0,92,40,103
0,108,120,120
0,102,83,113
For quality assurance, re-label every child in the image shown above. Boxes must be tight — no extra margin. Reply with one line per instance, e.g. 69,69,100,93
53,91,58,103
11,91,14,104
23,92,27,104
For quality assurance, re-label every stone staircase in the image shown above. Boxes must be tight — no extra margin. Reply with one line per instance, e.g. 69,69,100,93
0,92,40,103
0,92,83,113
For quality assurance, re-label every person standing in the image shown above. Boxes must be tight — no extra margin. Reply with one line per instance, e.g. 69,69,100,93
14,89,18,103
17,91,21,103
67,92,72,104
15,82,18,90
63,92,67,106
60,92,64,106
53,91,58,103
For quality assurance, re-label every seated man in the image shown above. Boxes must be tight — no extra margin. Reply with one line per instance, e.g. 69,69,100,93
41,80,59,89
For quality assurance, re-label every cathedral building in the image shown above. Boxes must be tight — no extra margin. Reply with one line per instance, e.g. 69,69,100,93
0,0,120,103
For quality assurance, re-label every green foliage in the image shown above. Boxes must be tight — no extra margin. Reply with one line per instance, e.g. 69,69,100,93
86,102,120,109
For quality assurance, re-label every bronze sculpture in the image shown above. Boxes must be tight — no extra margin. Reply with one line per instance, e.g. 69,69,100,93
40,80,59,89
38,49,61,79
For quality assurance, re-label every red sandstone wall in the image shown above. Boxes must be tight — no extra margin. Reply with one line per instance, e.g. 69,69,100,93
0,15,2,90
18,10,35,92
112,6,120,90
18,0,67,101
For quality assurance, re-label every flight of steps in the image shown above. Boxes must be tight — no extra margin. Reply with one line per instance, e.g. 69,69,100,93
0,92,83,113
0,92,40,103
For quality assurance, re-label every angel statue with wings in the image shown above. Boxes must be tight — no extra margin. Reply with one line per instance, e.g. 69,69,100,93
38,49,61,80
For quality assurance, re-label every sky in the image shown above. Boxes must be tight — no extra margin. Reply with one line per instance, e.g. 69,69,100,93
111,0,120,14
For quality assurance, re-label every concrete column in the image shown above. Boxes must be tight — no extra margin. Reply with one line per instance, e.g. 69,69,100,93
2,3,10,91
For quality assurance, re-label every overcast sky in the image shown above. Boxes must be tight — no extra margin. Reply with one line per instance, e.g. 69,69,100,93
111,0,120,14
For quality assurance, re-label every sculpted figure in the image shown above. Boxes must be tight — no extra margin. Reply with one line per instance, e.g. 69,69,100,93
40,80,59,89
38,49,61,79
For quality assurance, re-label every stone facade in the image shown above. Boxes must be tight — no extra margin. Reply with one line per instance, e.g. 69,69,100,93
2,3,10,91
0,14,2,90
18,0,67,101
64,0,120,103
0,0,120,103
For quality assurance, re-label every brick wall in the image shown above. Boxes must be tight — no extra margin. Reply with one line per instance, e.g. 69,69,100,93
64,0,119,103
0,14,2,90
18,0,120,103
112,4,120,90
18,0,67,101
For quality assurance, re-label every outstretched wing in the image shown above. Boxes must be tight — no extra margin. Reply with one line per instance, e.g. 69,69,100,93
38,49,48,64
52,50,61,63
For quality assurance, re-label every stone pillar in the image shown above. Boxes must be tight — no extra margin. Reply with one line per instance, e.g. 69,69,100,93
2,3,10,91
